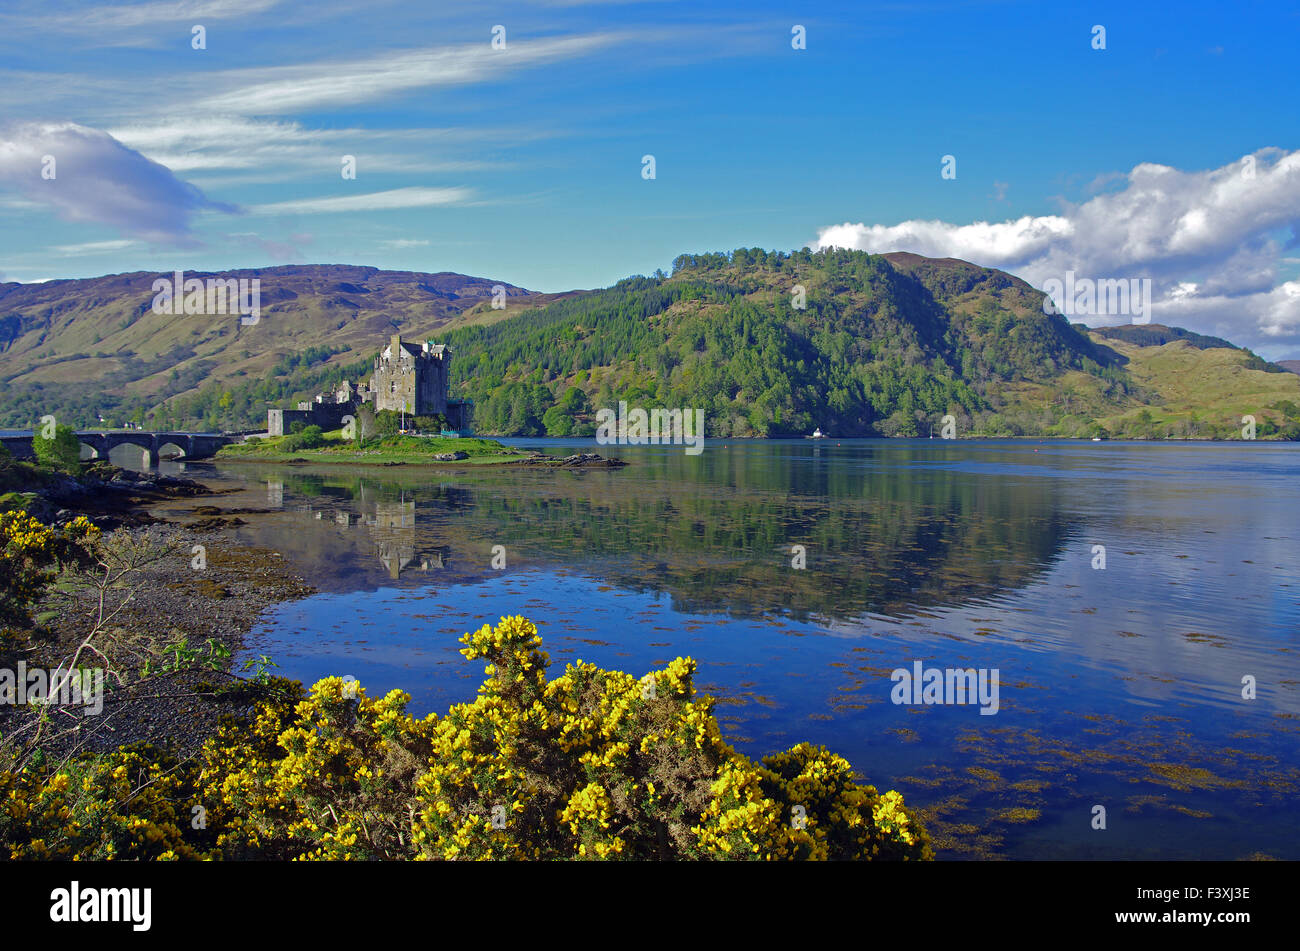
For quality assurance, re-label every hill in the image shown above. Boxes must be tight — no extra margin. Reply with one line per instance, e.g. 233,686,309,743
3,250,1298,439
444,248,1134,438
1091,323,1240,352
1082,333,1300,438
440,248,1298,439
1090,323,1283,374
0,265,542,429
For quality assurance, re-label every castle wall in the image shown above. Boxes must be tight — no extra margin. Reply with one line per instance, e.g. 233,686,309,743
373,359,416,414
416,355,448,416
446,400,473,433
268,404,356,437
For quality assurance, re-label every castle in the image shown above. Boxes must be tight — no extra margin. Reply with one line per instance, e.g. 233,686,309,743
267,334,473,436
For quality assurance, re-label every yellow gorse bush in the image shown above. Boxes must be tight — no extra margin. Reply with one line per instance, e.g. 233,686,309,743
1,615,932,861
0,512,99,633
0,745,203,861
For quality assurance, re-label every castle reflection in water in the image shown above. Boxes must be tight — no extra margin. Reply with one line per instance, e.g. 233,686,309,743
266,480,446,579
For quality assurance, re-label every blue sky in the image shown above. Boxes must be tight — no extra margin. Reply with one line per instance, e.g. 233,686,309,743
2,0,1299,356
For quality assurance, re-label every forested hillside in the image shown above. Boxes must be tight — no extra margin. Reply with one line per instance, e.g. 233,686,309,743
444,248,1133,437
5,249,1298,439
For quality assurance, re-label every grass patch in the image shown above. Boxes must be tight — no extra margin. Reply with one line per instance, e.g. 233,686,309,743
216,431,528,466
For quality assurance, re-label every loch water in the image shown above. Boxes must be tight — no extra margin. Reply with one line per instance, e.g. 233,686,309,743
172,438,1300,859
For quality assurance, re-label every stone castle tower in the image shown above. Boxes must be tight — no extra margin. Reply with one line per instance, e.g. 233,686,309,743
370,334,472,431
268,332,472,435
372,334,453,416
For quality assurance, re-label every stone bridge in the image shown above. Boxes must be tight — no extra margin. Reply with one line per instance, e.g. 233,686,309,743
1,431,237,468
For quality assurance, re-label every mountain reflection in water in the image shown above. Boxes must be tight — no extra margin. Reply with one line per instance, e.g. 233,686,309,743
170,438,1300,860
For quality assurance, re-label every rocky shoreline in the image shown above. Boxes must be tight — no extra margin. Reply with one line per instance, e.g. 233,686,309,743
499,452,627,469
11,461,213,530
5,450,618,762
2,468,315,761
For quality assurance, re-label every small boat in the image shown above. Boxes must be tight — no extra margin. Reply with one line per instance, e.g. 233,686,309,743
808,428,828,439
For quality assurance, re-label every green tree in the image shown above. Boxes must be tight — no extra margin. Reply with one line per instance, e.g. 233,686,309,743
33,424,82,472
218,392,233,431
357,405,376,443
412,414,449,433
280,425,326,452
373,410,402,437
542,404,574,436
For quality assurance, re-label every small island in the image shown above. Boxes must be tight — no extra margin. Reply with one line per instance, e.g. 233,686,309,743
238,332,624,468
217,429,625,468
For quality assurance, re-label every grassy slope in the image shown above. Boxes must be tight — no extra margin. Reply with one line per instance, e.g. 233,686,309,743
1089,336,1300,434
0,266,542,428
986,337,1300,438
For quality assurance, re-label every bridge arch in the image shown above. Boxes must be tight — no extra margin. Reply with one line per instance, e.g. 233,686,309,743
158,439,188,461
105,435,157,470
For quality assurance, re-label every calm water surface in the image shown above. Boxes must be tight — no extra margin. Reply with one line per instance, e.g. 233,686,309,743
170,439,1300,859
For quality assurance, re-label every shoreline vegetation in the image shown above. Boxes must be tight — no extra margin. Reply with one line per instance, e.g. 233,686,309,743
0,447,926,861
216,429,628,468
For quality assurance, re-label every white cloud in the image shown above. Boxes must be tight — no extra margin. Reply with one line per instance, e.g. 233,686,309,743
380,238,431,248
108,115,505,179
816,148,1300,356
250,186,472,214
0,121,239,244
196,34,622,115
816,215,1073,267
34,0,283,29
53,239,141,255
1259,282,1300,338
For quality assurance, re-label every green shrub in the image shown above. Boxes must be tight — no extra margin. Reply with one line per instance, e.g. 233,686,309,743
32,424,82,472
373,410,402,437
0,744,206,860
297,425,325,448
279,425,326,453
410,414,448,432
0,511,100,632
